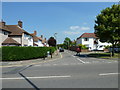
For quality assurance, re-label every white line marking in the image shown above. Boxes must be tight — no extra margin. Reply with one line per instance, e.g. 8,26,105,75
76,58,86,64
1,75,71,80
72,55,75,57
99,73,119,76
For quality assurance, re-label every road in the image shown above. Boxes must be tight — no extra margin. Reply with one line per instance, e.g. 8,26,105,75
2,50,118,89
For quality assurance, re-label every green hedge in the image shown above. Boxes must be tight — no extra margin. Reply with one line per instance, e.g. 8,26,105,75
2,46,56,61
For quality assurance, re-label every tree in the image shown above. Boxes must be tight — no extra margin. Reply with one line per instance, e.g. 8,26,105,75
48,37,56,47
94,4,120,56
63,37,72,49
71,40,77,46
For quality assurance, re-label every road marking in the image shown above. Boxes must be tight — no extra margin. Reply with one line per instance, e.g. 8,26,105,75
72,55,75,57
99,73,120,76
60,53,63,58
1,75,71,80
76,58,86,64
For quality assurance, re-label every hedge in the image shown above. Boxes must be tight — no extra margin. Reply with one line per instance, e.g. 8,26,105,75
2,46,56,61
0,47,2,60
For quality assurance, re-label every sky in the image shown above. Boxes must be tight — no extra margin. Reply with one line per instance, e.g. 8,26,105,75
2,2,118,44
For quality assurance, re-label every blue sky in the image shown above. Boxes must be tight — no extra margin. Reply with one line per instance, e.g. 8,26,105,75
2,2,117,44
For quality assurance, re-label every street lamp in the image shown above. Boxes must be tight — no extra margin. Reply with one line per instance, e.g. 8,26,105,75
54,33,57,44
54,33,58,55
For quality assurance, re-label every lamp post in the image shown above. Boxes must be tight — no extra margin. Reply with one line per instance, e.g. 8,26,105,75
54,33,57,46
54,33,58,55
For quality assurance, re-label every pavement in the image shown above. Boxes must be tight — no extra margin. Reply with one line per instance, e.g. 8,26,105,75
0,50,62,67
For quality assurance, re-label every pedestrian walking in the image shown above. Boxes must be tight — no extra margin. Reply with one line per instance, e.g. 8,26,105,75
76,46,81,56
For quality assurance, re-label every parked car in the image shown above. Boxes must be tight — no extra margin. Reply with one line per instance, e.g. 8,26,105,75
59,48,64,52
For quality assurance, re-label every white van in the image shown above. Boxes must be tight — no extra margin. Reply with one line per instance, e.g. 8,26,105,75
96,45,105,51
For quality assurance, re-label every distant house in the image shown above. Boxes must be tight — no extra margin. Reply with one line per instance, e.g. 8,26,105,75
31,31,44,47
31,31,48,47
0,20,33,46
76,33,111,50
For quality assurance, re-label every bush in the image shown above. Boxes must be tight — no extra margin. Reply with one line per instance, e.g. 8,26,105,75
77,44,88,49
104,45,111,49
2,46,56,61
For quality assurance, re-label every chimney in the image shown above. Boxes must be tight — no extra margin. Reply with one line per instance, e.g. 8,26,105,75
18,20,23,28
34,31,37,36
1,20,5,27
41,35,43,39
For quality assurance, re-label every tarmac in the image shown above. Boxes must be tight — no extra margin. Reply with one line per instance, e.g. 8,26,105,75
0,50,62,67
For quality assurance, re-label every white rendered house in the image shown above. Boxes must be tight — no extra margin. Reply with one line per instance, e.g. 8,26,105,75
0,20,34,46
76,33,111,50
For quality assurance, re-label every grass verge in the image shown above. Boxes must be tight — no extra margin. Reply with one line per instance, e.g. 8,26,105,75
87,53,119,59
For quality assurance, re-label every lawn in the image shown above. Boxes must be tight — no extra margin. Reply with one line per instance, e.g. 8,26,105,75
87,53,119,59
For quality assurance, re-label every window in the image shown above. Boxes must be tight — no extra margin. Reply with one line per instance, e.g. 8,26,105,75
84,38,88,41
24,45,28,46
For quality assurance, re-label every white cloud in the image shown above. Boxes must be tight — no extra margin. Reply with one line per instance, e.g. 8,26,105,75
80,27,90,30
70,26,80,30
83,22,87,25
64,31,80,35
63,25,90,35
69,26,90,31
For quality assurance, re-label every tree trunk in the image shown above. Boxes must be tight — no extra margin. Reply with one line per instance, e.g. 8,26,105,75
111,44,115,56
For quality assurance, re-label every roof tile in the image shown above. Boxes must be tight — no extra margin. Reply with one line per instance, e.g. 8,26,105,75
2,37,21,45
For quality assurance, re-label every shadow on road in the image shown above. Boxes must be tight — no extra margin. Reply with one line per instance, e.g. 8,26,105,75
19,72,40,90
74,54,87,58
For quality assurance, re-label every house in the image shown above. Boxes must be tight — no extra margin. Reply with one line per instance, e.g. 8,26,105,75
0,21,12,46
76,33,111,51
0,20,33,46
31,31,48,47
31,31,44,47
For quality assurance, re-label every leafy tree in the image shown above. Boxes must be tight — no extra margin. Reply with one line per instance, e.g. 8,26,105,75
57,44,64,48
71,40,77,46
94,4,120,56
63,37,72,49
48,37,56,47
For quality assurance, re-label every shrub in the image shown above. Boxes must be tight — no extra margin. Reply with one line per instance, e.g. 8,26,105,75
2,46,56,61
77,44,88,49
104,45,111,49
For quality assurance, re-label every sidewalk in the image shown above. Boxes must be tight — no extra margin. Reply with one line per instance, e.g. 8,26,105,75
0,50,61,67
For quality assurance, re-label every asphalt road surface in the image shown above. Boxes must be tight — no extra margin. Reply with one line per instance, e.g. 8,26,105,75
2,50,119,89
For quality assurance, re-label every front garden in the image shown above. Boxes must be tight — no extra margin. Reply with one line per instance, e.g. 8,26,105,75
87,53,119,59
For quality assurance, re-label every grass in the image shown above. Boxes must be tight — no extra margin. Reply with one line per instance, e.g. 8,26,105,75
87,53,119,59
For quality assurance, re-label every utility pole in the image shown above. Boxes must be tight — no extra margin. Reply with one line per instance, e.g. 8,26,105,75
54,33,58,55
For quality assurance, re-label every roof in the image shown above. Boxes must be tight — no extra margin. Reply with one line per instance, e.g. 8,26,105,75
6,25,31,36
30,34,40,42
2,37,21,45
38,37,43,41
0,22,11,32
77,33,97,39
33,43,38,46
31,34,44,42
42,39,47,44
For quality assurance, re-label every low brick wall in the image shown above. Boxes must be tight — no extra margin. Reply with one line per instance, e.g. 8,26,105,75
69,46,89,52
104,49,109,52
81,49,89,52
